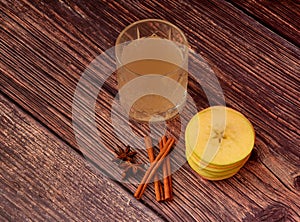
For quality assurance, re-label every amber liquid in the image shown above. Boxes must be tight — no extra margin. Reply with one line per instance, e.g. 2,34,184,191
117,59,187,122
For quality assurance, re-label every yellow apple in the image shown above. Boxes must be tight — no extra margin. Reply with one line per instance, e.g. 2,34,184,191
187,150,250,174
186,137,251,171
185,106,255,180
187,157,239,180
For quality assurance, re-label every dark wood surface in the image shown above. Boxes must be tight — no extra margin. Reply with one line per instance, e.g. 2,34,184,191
0,94,161,221
228,0,300,47
1,0,299,221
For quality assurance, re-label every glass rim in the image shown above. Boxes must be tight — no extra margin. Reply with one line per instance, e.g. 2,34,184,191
116,18,188,45
115,19,189,76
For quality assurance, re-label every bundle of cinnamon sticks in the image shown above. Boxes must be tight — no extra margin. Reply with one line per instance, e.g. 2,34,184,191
134,135,174,201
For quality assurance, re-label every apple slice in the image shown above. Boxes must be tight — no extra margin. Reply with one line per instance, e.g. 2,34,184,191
186,136,250,171
187,151,250,174
187,157,239,180
185,106,255,180
186,106,255,166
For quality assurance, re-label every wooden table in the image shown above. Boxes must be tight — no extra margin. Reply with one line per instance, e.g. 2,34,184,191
1,0,299,221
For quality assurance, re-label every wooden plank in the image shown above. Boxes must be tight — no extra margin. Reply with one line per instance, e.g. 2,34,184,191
0,94,162,221
227,0,300,46
1,0,300,221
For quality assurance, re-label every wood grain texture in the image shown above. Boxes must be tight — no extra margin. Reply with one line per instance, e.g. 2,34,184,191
227,0,300,47
0,94,162,222
1,0,300,221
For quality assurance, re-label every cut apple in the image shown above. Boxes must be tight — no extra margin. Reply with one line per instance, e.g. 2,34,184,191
186,136,251,170
185,106,255,180
187,150,250,174
187,158,239,180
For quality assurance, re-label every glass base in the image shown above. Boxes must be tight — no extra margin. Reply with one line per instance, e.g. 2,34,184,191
128,98,186,123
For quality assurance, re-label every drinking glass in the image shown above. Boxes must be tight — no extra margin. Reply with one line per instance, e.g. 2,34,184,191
115,19,189,122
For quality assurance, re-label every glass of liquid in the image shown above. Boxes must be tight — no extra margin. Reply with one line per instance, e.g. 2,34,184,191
115,19,189,122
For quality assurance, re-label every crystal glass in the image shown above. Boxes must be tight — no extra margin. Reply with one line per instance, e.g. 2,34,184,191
116,19,189,122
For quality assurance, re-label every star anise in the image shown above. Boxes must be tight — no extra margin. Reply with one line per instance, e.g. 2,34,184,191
119,161,145,179
112,145,137,164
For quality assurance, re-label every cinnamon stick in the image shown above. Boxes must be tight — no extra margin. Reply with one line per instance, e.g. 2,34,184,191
160,136,173,200
134,137,175,199
166,154,173,199
144,136,163,201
